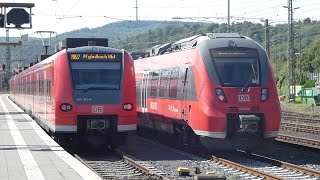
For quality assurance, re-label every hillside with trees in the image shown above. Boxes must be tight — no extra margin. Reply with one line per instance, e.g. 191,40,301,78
1,19,320,96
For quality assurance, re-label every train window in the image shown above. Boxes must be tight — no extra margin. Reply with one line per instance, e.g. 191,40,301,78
29,75,32,95
47,80,50,103
71,62,121,90
52,66,54,86
150,70,160,97
159,69,169,97
177,67,188,100
20,80,22,94
169,68,179,98
32,81,34,96
213,57,259,87
211,48,260,87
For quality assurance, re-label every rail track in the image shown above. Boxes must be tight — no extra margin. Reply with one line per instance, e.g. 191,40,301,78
282,110,320,125
280,122,320,134
75,150,168,180
276,134,320,149
211,156,279,179
279,110,320,149
72,109,319,180
121,136,282,179
122,135,319,180
212,150,320,180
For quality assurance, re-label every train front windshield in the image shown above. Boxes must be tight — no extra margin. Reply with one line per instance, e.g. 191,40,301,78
71,62,121,90
211,48,260,87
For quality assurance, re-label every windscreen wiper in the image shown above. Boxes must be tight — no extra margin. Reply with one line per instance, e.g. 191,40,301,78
83,86,95,93
241,64,257,92
83,86,118,92
241,73,256,92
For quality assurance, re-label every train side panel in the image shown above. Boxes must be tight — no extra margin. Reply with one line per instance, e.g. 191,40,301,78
52,51,76,132
118,51,137,131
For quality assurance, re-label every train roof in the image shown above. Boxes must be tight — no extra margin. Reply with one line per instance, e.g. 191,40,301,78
143,33,253,57
12,38,111,76
55,38,108,53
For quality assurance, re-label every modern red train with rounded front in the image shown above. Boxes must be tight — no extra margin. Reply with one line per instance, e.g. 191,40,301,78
9,38,136,149
134,33,281,150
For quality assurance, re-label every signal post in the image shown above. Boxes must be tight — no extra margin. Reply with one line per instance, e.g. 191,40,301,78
0,3,34,91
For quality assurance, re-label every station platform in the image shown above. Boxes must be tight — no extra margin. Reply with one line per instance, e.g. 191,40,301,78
0,94,102,180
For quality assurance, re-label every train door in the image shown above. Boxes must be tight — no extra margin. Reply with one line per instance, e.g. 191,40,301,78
141,71,148,111
22,76,25,106
44,71,47,122
31,73,34,114
36,72,39,119
29,75,32,113
141,71,153,128
181,67,189,122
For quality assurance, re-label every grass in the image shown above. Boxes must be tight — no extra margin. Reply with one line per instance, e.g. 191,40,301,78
280,101,320,115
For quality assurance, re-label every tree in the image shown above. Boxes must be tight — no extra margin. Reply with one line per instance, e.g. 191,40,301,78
207,23,219,32
303,18,311,24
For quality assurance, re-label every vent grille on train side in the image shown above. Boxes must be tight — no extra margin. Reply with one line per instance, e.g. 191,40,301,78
251,106,260,112
229,107,238,112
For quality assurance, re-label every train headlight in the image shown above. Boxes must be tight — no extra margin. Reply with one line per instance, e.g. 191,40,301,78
123,103,133,111
261,88,269,102
215,88,227,102
60,103,72,112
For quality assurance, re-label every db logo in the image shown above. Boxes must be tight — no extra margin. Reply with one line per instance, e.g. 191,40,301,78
150,102,158,110
238,95,250,102
92,106,104,113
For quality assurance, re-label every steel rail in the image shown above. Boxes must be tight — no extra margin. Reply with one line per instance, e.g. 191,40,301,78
280,122,320,134
240,151,320,179
276,134,320,149
211,156,280,180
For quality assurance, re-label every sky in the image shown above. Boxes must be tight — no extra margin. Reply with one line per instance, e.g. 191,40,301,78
1,0,320,38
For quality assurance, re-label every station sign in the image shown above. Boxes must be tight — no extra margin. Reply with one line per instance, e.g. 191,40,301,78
210,48,257,58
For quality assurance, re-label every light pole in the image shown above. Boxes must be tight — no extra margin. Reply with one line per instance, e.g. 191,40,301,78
283,0,299,102
261,19,270,58
227,0,230,32
35,31,57,56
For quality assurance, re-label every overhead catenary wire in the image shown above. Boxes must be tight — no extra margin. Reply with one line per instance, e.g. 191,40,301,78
49,0,81,31
111,19,320,53
23,0,320,37
20,0,320,49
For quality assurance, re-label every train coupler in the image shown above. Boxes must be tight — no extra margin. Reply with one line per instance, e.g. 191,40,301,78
239,115,260,134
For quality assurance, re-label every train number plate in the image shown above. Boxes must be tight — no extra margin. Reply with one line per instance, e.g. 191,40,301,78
238,95,250,102
92,106,104,113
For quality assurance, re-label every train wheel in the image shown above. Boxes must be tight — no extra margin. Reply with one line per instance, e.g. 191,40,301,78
53,134,78,152
178,125,197,147
175,125,206,153
181,125,190,146
69,135,80,153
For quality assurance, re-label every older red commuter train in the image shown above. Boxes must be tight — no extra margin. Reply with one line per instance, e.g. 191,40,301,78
9,38,136,149
134,33,281,150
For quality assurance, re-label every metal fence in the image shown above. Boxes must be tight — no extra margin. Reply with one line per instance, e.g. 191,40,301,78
306,72,320,83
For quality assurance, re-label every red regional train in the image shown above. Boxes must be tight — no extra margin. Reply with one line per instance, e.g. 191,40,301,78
9,38,136,149
134,33,281,150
